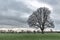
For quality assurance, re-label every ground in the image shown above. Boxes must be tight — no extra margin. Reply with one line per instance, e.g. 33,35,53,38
0,33,60,40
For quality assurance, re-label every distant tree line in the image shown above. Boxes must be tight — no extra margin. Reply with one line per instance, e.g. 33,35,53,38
0,29,59,33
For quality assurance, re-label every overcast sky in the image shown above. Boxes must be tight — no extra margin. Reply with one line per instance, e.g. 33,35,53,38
0,0,60,30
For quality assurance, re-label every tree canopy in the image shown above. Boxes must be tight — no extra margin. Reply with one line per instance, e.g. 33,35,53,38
27,7,54,34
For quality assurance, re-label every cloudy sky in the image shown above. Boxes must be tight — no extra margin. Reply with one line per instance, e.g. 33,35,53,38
0,0,60,30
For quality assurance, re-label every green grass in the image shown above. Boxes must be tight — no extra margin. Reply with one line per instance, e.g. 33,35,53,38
0,33,60,40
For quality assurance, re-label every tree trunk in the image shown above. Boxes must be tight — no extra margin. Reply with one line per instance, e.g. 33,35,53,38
41,29,44,34
41,23,44,34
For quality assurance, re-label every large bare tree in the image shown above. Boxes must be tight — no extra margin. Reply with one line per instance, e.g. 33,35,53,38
27,7,54,34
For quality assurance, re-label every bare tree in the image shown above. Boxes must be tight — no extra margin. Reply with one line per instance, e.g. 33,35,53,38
27,7,54,34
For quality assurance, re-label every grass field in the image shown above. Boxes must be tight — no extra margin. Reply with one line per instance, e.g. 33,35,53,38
0,33,60,40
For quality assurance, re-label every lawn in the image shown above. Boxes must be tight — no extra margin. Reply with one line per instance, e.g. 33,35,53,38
0,33,60,40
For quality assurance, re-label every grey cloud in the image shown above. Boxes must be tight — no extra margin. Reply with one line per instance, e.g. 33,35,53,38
0,0,60,29
38,0,58,5
0,0,33,27
8,0,32,13
0,15,28,28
